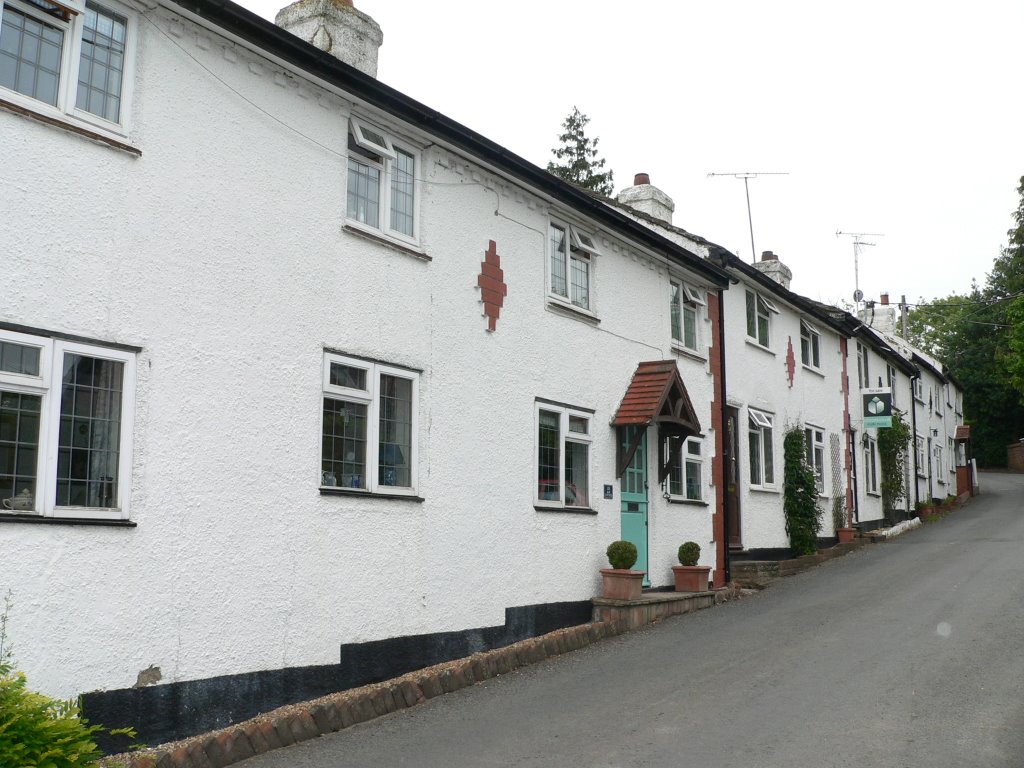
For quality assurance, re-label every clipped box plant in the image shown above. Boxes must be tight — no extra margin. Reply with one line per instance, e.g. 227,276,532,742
672,541,711,593
600,540,644,600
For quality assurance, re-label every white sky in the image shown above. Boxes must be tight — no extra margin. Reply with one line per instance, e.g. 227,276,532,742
237,0,1023,306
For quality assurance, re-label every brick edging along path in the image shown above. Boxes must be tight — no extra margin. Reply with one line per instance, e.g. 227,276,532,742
99,587,742,768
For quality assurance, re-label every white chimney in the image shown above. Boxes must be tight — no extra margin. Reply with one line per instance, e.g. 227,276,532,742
617,173,675,225
857,294,899,334
276,0,382,78
751,250,792,290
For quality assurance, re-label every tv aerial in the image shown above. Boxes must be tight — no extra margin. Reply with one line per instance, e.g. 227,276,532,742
836,231,883,308
708,171,789,262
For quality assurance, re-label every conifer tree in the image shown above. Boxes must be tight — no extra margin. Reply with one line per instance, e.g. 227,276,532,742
547,107,615,196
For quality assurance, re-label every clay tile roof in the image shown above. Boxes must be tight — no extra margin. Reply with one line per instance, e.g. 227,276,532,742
955,425,971,441
612,360,700,434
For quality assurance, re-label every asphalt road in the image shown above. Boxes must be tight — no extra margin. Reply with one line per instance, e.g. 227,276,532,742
245,472,1024,768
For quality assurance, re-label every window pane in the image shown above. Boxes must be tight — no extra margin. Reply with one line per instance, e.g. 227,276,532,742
748,428,760,485
745,292,756,337
811,335,820,368
389,148,415,236
0,6,63,106
56,354,123,508
569,254,589,309
763,427,774,484
77,3,126,122
670,282,681,342
378,374,412,487
800,334,809,365
568,415,587,434
0,391,41,508
537,410,559,500
329,362,367,390
685,458,701,500
549,225,567,298
565,440,588,507
347,157,380,228
668,439,682,497
322,398,367,488
0,341,40,376
683,305,696,350
757,314,769,346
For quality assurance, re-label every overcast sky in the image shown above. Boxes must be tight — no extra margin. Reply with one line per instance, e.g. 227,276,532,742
238,0,1023,306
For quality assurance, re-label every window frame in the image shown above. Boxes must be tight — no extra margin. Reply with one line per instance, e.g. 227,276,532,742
0,0,136,134
345,117,420,246
666,435,703,501
534,400,593,510
915,434,926,477
745,290,776,349
863,435,879,495
320,352,419,496
747,408,775,489
0,327,136,520
670,278,702,353
547,220,598,315
804,426,826,495
886,364,897,406
913,377,924,403
856,343,870,389
799,320,821,369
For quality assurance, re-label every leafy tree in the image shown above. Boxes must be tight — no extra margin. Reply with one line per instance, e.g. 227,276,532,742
546,107,614,196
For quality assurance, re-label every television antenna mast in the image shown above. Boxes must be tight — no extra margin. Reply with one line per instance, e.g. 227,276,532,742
708,171,789,263
836,230,883,306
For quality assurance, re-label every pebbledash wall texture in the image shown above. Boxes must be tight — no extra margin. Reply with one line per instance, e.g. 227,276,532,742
0,0,727,747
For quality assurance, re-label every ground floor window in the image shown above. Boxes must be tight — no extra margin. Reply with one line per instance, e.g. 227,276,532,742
667,436,702,500
321,353,418,494
804,427,825,494
864,435,879,494
0,327,135,519
536,401,591,508
748,408,774,488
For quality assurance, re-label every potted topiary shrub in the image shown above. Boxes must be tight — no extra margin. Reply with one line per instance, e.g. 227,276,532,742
600,540,645,600
672,541,711,592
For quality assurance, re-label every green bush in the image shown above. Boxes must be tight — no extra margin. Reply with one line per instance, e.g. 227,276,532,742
784,427,822,556
606,540,638,570
677,542,701,567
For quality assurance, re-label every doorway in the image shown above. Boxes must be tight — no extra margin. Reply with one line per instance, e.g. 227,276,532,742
619,426,649,587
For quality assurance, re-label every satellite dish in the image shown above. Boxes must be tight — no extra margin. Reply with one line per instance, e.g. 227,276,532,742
853,289,864,302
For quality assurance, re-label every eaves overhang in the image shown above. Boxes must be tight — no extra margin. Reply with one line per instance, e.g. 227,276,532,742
165,0,730,288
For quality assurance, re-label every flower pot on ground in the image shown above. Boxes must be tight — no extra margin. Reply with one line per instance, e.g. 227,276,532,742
601,540,645,600
837,527,856,544
672,541,711,592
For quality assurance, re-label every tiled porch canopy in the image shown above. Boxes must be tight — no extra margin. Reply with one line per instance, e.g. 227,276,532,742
612,360,702,481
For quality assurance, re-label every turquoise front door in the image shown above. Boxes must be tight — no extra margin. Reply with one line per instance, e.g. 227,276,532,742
620,426,650,587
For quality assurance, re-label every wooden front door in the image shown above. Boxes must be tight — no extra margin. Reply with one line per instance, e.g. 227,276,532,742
725,406,742,548
620,426,650,587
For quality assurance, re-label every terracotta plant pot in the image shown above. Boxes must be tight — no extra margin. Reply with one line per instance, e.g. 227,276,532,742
837,527,856,544
672,565,711,593
600,569,645,600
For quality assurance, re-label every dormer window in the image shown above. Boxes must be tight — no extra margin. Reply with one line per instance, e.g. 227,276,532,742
346,118,417,241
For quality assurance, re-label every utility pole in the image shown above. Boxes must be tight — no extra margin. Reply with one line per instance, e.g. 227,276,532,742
709,172,789,263
900,294,909,338
836,231,884,309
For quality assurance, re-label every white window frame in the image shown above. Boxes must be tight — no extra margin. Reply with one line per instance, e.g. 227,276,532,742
665,435,703,501
863,435,879,495
670,279,703,353
886,364,897,406
0,0,136,135
747,408,775,489
915,434,926,477
321,353,419,496
948,437,956,476
933,384,942,415
856,343,870,389
0,328,136,520
800,320,821,369
534,401,592,509
913,377,924,403
804,426,825,495
745,290,776,348
934,443,945,484
547,220,598,314
345,117,420,245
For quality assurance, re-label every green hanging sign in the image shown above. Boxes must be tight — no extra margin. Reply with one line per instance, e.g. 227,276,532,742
862,387,893,428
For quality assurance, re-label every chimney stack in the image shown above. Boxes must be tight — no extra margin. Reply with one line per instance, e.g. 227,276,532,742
616,172,675,225
751,250,792,290
276,0,382,77
880,292,890,305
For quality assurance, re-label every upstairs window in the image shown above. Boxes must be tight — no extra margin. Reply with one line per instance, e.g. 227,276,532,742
747,408,775,488
745,290,776,348
800,320,821,369
670,280,704,352
856,343,870,388
346,118,418,241
0,0,130,126
667,436,702,501
549,222,599,312
804,427,825,494
886,364,897,405
535,401,591,509
913,377,924,402
321,353,418,495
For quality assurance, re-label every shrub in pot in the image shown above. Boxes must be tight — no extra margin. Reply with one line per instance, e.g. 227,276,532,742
672,541,711,592
600,540,644,600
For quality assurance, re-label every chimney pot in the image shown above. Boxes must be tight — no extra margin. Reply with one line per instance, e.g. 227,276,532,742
761,250,777,261
633,173,651,186
880,292,890,305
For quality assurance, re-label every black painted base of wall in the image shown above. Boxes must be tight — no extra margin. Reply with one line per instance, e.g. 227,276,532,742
82,600,592,753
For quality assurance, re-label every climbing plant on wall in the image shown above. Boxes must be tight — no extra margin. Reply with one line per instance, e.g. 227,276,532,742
878,410,912,525
784,427,822,556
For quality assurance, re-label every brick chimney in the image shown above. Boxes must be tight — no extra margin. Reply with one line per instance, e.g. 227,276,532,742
616,173,675,225
276,0,382,77
751,250,792,290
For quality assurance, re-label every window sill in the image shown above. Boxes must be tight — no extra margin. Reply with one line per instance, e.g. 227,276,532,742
343,223,430,262
0,512,136,527
866,492,881,498
320,487,425,502
0,95,140,156
749,485,780,494
534,505,598,515
671,342,707,363
666,497,708,507
801,364,825,378
545,298,600,325
744,338,774,355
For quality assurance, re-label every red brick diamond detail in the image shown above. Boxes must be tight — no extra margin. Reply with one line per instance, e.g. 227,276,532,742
786,336,796,387
477,240,507,331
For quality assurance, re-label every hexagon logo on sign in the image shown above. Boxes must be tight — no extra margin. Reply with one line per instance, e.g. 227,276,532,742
862,387,893,428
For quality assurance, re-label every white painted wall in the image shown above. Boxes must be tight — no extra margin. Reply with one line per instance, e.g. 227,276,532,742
0,1,719,701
